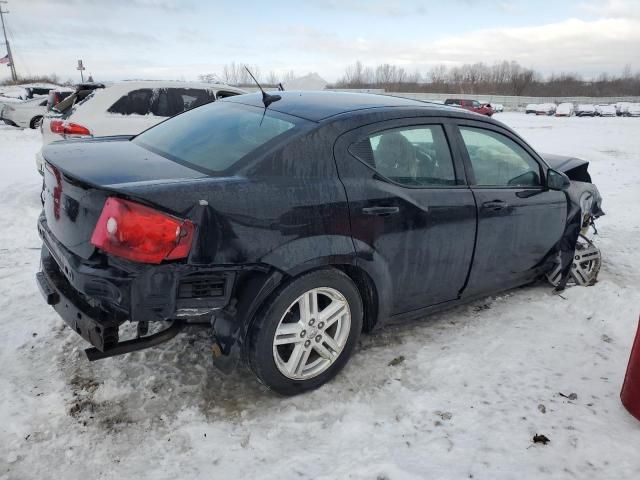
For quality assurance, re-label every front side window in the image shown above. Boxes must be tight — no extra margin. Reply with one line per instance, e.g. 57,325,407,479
459,127,541,187
350,125,456,187
133,101,302,174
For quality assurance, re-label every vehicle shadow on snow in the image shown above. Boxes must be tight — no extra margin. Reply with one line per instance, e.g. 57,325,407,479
51,282,546,431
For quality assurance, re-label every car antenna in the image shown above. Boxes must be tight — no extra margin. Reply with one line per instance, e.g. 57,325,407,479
244,66,281,108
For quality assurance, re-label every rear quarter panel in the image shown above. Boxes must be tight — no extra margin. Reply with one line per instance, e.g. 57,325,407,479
115,126,356,273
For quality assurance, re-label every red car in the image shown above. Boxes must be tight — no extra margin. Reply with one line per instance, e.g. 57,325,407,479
444,98,494,116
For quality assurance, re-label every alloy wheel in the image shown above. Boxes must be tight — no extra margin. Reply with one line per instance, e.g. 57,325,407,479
272,287,351,380
546,234,601,287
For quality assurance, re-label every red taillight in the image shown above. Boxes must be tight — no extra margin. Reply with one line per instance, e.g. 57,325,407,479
50,119,65,134
65,122,91,136
90,197,195,264
50,119,91,137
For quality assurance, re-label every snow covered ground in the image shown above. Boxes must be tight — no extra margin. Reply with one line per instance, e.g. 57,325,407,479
1,114,639,480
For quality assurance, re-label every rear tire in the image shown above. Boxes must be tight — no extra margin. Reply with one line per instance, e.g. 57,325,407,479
247,268,363,396
30,116,43,129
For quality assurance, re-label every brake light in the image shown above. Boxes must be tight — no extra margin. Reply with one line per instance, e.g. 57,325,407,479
50,119,91,137
90,197,195,264
65,122,91,136
50,119,65,134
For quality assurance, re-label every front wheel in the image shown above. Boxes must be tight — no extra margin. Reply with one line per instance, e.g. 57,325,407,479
546,234,601,287
247,269,363,395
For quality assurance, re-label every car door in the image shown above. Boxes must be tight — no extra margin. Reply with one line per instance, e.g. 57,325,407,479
334,118,477,315
453,121,567,296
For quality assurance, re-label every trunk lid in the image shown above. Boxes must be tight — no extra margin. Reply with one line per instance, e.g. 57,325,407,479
42,137,207,259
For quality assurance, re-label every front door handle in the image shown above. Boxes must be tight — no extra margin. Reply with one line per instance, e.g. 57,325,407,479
482,200,508,211
362,206,400,216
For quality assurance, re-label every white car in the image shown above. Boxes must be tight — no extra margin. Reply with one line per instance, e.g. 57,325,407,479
37,81,246,172
595,104,616,117
535,103,556,115
616,102,632,116
625,103,640,117
525,103,538,114
576,104,596,117
0,83,59,101
555,102,574,117
491,103,504,113
0,97,48,128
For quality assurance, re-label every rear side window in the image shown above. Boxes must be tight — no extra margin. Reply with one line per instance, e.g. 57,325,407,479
459,127,541,187
350,125,456,187
133,102,302,174
108,89,153,115
152,88,217,117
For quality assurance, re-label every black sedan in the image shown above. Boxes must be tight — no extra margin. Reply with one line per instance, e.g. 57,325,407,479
36,91,603,395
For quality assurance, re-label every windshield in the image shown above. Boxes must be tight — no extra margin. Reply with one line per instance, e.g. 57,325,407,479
133,101,303,175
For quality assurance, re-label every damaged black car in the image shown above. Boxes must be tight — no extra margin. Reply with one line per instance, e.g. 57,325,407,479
36,91,603,395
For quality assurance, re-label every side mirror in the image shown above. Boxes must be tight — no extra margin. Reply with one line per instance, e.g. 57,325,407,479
547,169,571,191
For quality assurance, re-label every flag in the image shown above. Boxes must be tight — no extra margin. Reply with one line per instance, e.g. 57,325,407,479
0,54,10,65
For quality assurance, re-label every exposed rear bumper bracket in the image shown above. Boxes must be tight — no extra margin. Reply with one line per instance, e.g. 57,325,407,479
85,321,185,361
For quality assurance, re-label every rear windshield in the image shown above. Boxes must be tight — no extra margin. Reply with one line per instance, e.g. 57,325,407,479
53,89,98,114
133,101,304,174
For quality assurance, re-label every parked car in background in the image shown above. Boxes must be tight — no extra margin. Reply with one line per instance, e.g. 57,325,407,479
555,103,574,117
444,98,494,116
576,104,596,117
0,96,48,128
535,103,556,115
37,81,246,173
595,104,616,117
601,105,617,117
525,104,538,114
492,103,504,113
616,102,632,116
0,83,59,101
625,103,640,117
36,91,603,395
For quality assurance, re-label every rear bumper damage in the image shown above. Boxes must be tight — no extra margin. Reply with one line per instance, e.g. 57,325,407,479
36,213,254,362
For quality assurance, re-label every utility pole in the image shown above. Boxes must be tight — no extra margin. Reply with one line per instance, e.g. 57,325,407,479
0,1,17,81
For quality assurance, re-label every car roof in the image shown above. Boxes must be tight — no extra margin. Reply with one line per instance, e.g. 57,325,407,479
225,90,470,122
100,81,246,94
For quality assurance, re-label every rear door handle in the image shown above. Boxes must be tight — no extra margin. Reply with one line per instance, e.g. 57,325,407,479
362,206,400,216
482,200,508,211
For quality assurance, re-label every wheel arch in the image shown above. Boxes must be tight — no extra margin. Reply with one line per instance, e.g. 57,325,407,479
30,115,43,129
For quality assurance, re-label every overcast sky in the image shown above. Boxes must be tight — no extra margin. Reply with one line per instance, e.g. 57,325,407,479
1,0,639,83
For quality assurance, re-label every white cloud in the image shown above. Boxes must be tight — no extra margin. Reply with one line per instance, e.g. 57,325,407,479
1,2,639,83
271,17,640,80
580,0,640,19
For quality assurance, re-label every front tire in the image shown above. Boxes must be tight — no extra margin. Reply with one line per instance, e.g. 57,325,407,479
247,268,363,395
